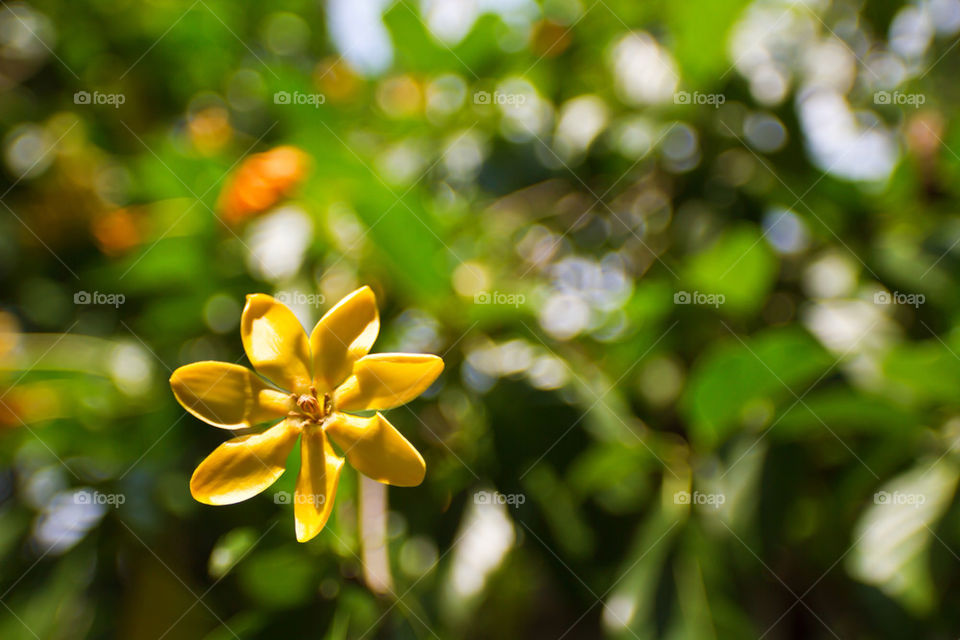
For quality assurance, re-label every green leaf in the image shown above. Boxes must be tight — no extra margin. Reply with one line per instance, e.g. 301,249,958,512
848,457,960,614
666,0,752,87
684,225,778,316
682,328,833,447
882,341,960,406
208,527,258,579
606,506,682,639
774,388,925,438
523,465,594,559
238,547,317,609
568,443,655,513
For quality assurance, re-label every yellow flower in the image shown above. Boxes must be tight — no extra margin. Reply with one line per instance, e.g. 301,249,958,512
170,287,443,542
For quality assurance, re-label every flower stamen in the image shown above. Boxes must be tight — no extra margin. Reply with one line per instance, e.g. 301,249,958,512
297,393,320,417
289,389,333,423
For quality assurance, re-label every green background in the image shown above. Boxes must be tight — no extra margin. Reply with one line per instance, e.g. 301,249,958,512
1,0,960,638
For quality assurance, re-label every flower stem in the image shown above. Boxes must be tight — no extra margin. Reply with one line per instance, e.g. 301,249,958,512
358,474,393,594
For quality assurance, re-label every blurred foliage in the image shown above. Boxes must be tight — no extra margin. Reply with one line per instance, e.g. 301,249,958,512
2,0,960,638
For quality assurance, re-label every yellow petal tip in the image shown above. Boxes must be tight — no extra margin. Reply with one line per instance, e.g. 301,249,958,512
243,293,269,308
402,465,426,488
423,355,445,384
189,479,221,506
295,528,316,543
295,518,327,542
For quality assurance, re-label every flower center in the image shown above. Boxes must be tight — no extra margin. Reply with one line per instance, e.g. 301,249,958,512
292,386,331,423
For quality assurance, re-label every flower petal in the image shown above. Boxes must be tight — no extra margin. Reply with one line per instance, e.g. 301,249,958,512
241,294,312,393
170,361,292,429
334,354,444,412
326,412,425,486
295,426,345,542
190,419,301,505
310,286,379,392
